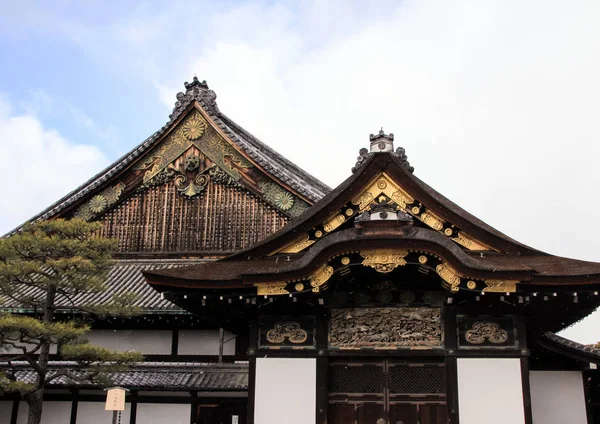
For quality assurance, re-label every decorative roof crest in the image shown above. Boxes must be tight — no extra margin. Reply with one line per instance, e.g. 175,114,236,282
171,76,219,119
352,129,414,173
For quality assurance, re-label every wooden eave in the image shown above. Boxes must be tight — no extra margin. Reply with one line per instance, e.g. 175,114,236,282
144,151,600,292
144,226,600,293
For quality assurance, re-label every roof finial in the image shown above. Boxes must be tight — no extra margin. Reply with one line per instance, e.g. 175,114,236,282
184,76,209,91
369,129,394,153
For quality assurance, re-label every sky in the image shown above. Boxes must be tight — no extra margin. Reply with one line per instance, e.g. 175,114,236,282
1,0,600,343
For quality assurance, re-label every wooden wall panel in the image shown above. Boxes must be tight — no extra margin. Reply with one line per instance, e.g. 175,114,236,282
97,181,288,253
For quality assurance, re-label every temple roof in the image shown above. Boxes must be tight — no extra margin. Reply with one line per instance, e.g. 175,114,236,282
0,259,204,313
145,140,600,294
5,77,330,236
4,361,248,391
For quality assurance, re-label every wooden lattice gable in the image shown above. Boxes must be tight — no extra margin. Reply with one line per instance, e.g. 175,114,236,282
5,78,330,242
71,105,312,223
228,133,540,260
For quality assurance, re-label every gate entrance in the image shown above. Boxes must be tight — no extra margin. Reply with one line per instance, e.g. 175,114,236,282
328,361,447,424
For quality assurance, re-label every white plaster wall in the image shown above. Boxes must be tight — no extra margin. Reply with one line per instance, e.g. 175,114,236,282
136,403,190,424
530,371,587,424
0,402,12,424
77,401,131,424
178,329,236,355
16,401,71,424
254,358,316,424
86,330,172,355
457,358,525,424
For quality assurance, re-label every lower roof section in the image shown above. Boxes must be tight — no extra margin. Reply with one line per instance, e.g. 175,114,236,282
4,361,248,391
0,259,212,313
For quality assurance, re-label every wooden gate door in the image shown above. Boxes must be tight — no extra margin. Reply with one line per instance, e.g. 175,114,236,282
328,361,447,424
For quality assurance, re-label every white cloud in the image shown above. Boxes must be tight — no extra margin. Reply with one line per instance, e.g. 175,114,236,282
0,95,109,234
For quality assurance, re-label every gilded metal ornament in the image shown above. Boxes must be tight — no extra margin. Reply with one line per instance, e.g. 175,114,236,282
418,255,428,264
266,322,308,344
360,250,408,273
295,283,305,292
182,115,207,140
279,235,315,254
274,191,295,211
345,208,354,216
89,195,108,214
137,111,251,184
465,322,509,345
175,173,209,198
314,230,323,238
452,232,491,251
377,179,387,190
436,263,461,291
341,257,351,265
324,214,345,232
421,211,444,231
467,280,477,290
330,307,442,349
483,280,517,293
411,206,421,214
257,283,289,296
310,265,334,290
444,228,453,236
74,182,126,221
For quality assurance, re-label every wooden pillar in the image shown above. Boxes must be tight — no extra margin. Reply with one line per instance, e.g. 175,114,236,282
246,320,258,424
10,399,19,424
444,302,460,424
129,390,138,424
69,390,79,424
315,309,329,424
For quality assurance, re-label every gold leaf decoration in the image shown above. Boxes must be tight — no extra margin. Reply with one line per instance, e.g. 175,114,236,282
421,211,444,231
257,283,289,296
274,191,295,211
483,280,517,293
74,182,126,221
323,214,345,232
452,232,491,251
279,235,315,254
360,250,408,273
88,195,108,214
436,263,461,291
182,116,207,140
310,265,334,290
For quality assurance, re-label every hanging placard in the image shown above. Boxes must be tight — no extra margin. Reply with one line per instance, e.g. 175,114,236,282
105,387,126,411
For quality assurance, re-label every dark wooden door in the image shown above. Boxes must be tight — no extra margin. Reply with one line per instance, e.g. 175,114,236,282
328,361,446,424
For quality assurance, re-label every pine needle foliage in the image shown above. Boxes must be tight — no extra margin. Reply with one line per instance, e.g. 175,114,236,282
0,219,143,424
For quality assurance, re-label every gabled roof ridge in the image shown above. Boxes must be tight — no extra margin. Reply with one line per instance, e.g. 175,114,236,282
217,113,331,198
4,78,330,235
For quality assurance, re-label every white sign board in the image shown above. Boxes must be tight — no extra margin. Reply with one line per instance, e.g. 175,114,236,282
105,387,126,411
232,416,239,424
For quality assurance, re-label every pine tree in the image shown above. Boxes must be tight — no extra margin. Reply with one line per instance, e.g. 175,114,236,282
0,219,143,424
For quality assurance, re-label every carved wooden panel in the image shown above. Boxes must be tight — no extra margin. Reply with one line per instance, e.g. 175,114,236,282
329,308,443,349
457,316,517,349
96,178,288,253
258,316,315,349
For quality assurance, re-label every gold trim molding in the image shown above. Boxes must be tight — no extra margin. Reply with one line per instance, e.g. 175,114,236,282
257,283,289,296
483,280,517,293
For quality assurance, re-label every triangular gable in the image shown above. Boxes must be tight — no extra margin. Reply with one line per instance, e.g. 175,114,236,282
5,78,330,238
228,150,540,259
